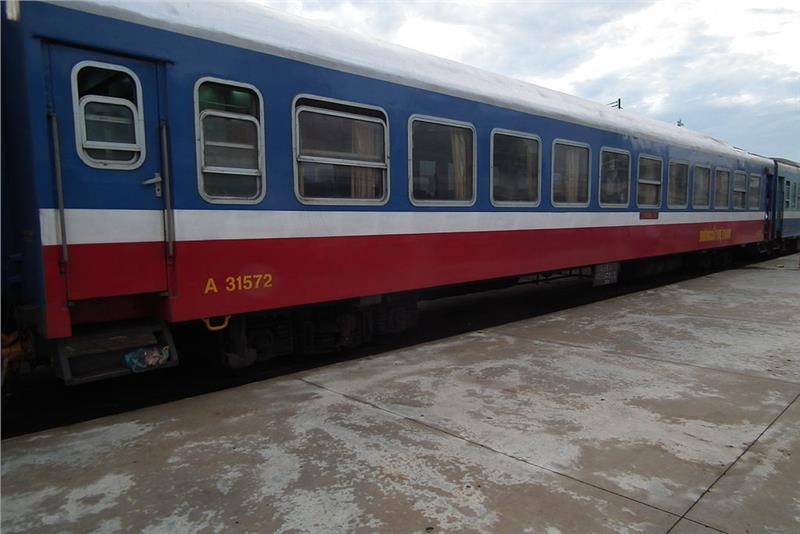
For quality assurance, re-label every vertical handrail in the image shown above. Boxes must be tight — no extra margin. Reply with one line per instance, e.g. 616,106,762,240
48,111,69,269
159,121,175,258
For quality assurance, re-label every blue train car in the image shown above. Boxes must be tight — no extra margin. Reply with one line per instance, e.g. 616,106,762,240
771,159,800,239
1,1,796,383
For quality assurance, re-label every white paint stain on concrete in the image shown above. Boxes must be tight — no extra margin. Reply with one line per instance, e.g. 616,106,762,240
90,517,122,534
141,509,219,534
0,486,62,532
2,421,155,476
39,473,134,525
603,473,681,499
272,487,381,534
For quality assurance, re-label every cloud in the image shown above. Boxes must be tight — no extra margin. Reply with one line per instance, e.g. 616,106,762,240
391,15,500,65
256,0,800,160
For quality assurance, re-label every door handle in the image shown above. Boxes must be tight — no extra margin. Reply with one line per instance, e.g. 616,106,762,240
142,172,162,198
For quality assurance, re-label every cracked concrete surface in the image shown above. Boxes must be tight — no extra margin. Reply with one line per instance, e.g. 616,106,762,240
2,253,798,533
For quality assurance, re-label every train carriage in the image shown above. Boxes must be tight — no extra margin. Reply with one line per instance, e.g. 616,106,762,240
774,159,800,239
2,0,797,383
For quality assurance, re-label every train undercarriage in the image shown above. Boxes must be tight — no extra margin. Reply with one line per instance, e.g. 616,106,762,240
2,237,798,385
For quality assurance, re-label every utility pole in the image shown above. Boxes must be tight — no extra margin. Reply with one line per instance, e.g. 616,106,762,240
607,98,622,109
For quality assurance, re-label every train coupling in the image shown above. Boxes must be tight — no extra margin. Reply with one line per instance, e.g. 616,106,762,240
2,331,33,385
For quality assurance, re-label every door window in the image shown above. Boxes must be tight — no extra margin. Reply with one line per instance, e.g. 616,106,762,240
72,62,145,168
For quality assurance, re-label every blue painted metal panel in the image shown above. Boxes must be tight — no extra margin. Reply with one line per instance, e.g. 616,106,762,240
783,218,800,238
2,5,46,309
18,2,768,216
775,161,800,238
46,44,164,211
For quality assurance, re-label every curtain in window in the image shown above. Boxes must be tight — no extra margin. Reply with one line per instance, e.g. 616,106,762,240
526,144,535,201
566,148,580,202
352,121,377,199
451,129,468,199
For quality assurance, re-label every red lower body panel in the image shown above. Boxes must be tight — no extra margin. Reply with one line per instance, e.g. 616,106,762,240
41,220,763,337
166,220,762,321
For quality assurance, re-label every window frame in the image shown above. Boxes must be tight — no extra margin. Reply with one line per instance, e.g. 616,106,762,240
666,160,690,209
194,76,266,205
407,114,477,207
551,139,592,208
292,95,390,206
784,181,791,208
793,181,800,209
598,147,631,208
692,164,712,209
71,60,146,170
732,171,748,210
636,154,663,209
748,173,762,210
490,128,541,208
794,182,800,208
713,167,732,210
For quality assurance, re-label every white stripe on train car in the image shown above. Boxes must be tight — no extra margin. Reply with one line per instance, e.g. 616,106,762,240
39,209,165,246
39,208,765,246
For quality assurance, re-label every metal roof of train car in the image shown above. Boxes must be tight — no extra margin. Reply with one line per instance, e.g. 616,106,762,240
775,158,800,168
56,1,767,163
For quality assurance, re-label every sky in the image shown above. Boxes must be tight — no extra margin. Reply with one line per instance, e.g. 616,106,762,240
255,0,800,161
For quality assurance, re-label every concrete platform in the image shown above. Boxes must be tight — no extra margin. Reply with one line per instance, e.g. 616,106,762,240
3,254,799,533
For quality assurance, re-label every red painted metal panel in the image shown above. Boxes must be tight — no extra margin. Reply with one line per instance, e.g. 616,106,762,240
66,242,168,300
40,219,764,336
164,220,762,321
42,247,72,338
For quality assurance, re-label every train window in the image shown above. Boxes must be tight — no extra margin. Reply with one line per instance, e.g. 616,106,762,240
599,149,630,207
733,172,747,209
637,156,662,208
72,62,144,169
668,162,689,208
714,169,731,209
693,165,711,208
748,174,761,209
195,78,265,203
410,116,475,205
552,141,590,206
295,99,388,203
491,130,540,205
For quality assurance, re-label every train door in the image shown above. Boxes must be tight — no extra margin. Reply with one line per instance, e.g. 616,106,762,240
46,44,168,300
765,169,782,241
775,177,786,239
